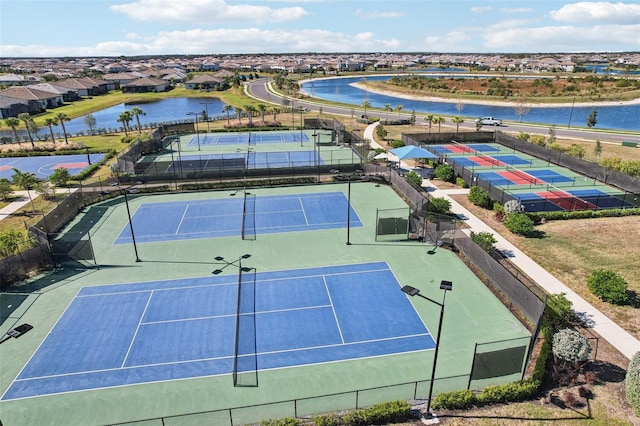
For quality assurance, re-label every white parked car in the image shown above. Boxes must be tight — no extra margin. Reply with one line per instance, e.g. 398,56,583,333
476,117,502,126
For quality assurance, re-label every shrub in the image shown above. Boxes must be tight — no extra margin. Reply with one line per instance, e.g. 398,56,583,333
470,231,497,252
390,140,405,148
260,418,301,426
434,163,454,182
545,293,575,329
455,176,468,188
405,170,423,188
310,401,411,426
432,389,476,410
477,381,538,404
587,269,629,305
503,199,524,214
468,186,493,209
503,213,536,236
626,351,640,416
428,197,451,214
552,328,591,364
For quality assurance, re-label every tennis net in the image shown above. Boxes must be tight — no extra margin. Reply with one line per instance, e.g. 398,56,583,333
233,259,258,387
241,192,257,240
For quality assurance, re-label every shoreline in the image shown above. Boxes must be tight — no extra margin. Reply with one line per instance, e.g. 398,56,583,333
350,82,640,108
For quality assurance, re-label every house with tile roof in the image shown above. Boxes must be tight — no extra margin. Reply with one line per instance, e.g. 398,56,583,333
121,77,170,93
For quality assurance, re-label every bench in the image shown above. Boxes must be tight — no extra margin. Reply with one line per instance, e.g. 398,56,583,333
621,141,638,148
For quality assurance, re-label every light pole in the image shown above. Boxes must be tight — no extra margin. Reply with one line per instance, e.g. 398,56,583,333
299,107,304,147
401,281,453,421
346,174,352,245
117,178,141,262
187,112,201,151
200,102,211,132
312,131,320,182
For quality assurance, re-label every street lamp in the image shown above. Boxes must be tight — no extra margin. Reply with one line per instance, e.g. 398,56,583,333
401,281,453,421
299,107,304,147
187,112,201,151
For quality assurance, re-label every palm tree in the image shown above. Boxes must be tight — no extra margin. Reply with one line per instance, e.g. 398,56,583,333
384,103,392,121
257,103,268,123
394,104,404,115
451,116,465,135
425,114,434,134
222,104,233,125
4,117,21,144
11,168,39,213
361,100,371,118
271,107,280,122
17,113,35,148
234,106,243,124
55,112,70,144
117,110,133,136
244,104,257,125
432,116,445,133
130,107,146,134
44,117,58,143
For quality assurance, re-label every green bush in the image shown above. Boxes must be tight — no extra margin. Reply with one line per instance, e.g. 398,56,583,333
455,176,468,188
428,197,451,214
587,269,629,305
552,328,591,364
545,293,575,329
468,186,493,209
260,418,301,426
477,381,539,404
470,231,497,252
405,170,423,188
390,140,405,148
434,163,454,182
503,213,536,236
310,401,411,426
529,208,640,223
432,389,476,410
626,351,640,416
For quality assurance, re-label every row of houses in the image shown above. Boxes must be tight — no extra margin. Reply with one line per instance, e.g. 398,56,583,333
0,75,173,119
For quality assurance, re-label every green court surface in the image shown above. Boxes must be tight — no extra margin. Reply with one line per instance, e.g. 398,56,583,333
0,183,530,425
138,130,359,170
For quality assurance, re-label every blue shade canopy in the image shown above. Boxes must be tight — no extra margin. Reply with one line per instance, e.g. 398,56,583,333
389,145,438,160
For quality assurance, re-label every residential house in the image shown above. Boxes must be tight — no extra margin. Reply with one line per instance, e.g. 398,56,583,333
29,83,80,102
184,74,224,90
0,86,62,111
121,77,170,93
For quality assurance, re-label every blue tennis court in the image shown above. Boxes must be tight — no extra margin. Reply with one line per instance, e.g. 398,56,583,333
115,192,362,244
1,262,433,400
0,153,105,179
188,132,311,147
167,151,323,172
525,169,574,184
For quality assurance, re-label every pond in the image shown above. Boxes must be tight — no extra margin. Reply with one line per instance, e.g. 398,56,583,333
302,76,640,131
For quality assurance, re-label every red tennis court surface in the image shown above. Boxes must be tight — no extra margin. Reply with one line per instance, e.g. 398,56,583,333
470,156,504,167
0,165,11,172
538,191,597,210
444,144,475,153
498,170,543,185
54,162,88,169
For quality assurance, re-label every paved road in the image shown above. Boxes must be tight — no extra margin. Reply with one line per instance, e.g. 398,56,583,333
247,78,640,144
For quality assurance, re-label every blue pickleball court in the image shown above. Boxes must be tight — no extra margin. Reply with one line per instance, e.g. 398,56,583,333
1,262,434,400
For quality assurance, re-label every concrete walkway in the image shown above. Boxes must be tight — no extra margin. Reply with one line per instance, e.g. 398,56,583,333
365,122,640,360
0,190,39,221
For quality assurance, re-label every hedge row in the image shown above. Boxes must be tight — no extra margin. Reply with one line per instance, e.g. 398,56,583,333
432,322,553,410
260,400,412,426
529,207,640,222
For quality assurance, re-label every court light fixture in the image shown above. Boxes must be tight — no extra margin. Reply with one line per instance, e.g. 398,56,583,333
213,254,252,274
401,281,453,421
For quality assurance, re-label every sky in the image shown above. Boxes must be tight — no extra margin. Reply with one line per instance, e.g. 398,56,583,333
1,0,639,57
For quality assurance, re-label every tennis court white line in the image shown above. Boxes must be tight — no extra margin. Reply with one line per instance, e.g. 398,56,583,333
297,197,309,225
175,204,190,235
323,276,345,344
142,312,236,325
121,291,154,368
253,333,431,358
246,304,333,317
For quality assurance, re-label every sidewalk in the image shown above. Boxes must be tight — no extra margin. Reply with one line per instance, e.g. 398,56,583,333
364,122,640,360
0,190,38,221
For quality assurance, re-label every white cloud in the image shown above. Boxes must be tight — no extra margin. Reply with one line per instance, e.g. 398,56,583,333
482,23,640,51
471,6,492,14
424,31,473,51
0,28,401,57
111,0,307,23
355,9,404,19
501,7,534,13
550,2,640,24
